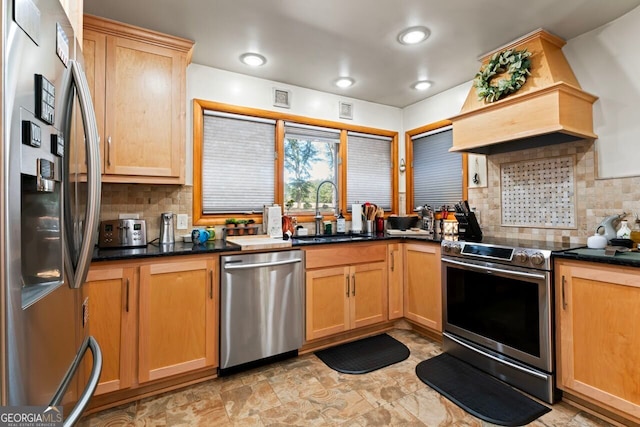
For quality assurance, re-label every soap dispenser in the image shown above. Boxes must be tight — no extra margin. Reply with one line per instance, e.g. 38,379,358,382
617,220,631,239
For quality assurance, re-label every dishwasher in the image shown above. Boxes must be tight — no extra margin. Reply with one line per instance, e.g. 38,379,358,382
220,250,304,373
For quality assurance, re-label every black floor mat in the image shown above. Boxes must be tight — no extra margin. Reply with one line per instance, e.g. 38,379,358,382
415,353,551,426
315,333,410,374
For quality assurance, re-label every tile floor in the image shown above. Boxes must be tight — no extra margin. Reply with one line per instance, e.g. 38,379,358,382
80,329,614,426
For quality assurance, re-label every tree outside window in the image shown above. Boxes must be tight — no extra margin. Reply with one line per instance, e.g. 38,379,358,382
284,137,338,213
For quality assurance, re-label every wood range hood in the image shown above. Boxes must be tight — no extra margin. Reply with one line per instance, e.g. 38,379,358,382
449,29,598,154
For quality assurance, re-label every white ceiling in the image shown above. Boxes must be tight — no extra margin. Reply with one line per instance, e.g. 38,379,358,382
83,0,640,108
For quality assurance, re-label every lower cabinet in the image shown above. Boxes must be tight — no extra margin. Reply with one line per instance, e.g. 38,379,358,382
83,266,136,395
138,257,217,383
555,259,640,424
387,243,404,320
305,244,388,341
403,243,442,332
84,254,218,398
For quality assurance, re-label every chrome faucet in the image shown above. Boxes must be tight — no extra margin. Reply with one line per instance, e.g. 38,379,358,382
315,180,338,235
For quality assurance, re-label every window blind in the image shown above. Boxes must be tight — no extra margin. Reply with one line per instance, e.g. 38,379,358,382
412,128,462,209
202,113,276,213
347,132,392,210
284,122,341,142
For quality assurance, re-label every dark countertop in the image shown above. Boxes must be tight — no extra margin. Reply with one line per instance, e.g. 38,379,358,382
92,232,444,262
552,247,640,268
92,239,240,262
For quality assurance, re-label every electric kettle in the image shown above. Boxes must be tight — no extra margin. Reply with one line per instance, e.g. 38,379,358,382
159,212,175,244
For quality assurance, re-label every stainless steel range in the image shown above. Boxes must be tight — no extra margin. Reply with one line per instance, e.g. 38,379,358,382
441,237,564,404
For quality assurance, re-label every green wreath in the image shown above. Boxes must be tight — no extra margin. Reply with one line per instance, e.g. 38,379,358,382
474,48,532,103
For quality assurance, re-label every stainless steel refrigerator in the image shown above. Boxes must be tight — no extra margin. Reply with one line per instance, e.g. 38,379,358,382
2,0,103,424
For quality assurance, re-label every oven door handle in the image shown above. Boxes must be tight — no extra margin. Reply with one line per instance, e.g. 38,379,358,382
442,258,547,280
444,332,548,380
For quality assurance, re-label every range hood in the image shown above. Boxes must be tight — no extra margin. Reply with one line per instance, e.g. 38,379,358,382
449,29,598,154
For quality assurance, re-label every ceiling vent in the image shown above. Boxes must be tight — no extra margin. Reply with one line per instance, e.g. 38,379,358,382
449,29,598,154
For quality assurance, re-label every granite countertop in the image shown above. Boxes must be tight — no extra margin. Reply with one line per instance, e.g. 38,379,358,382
92,232,444,262
553,246,640,268
92,239,240,262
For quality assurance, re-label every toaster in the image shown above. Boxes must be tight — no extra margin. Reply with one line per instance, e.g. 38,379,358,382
98,219,147,248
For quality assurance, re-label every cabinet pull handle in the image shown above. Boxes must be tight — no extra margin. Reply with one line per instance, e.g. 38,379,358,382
346,275,350,297
561,275,567,310
391,250,395,271
352,274,356,296
107,136,112,166
125,278,130,313
209,270,214,299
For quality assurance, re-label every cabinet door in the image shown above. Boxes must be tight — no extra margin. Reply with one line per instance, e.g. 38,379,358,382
80,29,106,175
351,262,388,329
139,258,216,383
306,266,350,341
83,266,136,395
403,243,442,332
387,243,403,320
104,36,184,179
556,261,640,421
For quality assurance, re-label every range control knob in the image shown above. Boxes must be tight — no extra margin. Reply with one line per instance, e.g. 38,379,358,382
514,251,529,263
451,244,462,254
442,243,451,253
530,252,546,266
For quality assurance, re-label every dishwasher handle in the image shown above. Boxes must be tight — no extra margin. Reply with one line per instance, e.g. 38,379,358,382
224,258,302,271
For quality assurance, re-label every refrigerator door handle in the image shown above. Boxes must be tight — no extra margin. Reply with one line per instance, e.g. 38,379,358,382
67,59,101,289
49,336,102,426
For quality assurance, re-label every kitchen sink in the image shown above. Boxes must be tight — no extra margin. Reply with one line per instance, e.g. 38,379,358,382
292,234,370,244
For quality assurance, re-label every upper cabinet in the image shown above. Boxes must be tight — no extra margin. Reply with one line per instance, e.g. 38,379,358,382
83,15,194,184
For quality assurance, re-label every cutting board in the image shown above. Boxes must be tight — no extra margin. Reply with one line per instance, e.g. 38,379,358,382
226,235,292,250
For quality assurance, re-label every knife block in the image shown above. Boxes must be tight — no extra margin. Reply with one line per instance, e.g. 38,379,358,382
454,212,483,242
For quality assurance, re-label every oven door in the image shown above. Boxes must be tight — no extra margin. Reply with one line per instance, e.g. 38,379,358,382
442,257,553,372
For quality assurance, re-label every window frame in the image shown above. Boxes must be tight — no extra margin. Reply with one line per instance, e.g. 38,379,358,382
193,99,399,226
405,120,468,215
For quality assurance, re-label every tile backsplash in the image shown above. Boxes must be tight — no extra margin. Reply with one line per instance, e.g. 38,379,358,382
468,139,639,245
100,184,193,241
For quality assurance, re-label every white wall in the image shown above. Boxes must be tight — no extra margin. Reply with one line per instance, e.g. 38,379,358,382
563,5,640,179
185,64,402,185
402,81,471,131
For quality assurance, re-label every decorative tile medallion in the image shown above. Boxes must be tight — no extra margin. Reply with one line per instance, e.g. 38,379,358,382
501,156,576,228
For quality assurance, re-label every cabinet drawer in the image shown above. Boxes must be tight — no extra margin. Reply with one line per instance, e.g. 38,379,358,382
305,243,386,269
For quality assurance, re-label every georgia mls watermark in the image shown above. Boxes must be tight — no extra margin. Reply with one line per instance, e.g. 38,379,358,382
0,406,63,427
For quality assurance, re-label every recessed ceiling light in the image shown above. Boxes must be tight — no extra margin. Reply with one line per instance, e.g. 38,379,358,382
412,80,432,91
398,26,430,45
335,77,355,88
240,53,267,67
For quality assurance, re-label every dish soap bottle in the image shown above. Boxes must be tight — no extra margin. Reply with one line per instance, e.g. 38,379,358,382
336,210,346,234
617,220,631,239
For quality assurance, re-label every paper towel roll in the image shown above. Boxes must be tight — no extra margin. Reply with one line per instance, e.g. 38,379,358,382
267,205,283,238
351,204,363,233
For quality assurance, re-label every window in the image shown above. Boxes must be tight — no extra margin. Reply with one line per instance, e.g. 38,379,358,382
201,111,276,213
283,123,340,214
347,132,393,211
193,100,399,225
409,125,463,210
